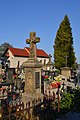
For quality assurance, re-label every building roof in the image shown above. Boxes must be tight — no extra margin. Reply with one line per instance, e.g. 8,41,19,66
5,47,49,58
25,47,49,58
9,47,29,57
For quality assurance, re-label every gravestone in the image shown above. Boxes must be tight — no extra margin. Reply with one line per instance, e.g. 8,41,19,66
21,32,43,106
7,68,15,80
61,67,71,80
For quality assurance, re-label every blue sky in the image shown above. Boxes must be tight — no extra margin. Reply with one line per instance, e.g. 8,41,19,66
0,0,80,63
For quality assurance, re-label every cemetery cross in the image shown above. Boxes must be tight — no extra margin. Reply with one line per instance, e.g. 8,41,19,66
26,32,40,58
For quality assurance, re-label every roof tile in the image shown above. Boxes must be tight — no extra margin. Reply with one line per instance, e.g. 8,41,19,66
8,47,49,58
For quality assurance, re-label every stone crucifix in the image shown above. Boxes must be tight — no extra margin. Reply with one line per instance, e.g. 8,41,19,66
65,55,68,67
49,54,52,63
26,32,40,58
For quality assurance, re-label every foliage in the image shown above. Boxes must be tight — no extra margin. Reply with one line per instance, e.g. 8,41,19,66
60,92,74,113
0,42,13,62
60,87,80,114
0,42,13,58
0,42,13,54
53,15,76,68
72,62,78,70
73,87,80,112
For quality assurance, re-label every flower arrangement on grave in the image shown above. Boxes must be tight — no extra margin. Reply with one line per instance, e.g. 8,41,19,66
0,73,5,83
13,74,22,81
13,74,17,79
13,72,24,80
0,77,3,83
43,75,51,81
51,75,62,89
54,75,62,81
13,73,25,93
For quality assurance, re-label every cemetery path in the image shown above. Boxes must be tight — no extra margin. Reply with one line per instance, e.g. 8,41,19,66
56,112,80,120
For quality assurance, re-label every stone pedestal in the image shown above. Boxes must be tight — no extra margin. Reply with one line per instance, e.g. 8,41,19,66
22,58,43,107
61,67,71,79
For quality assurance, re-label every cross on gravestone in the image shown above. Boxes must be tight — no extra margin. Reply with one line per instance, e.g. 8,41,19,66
65,55,68,67
26,32,40,58
49,54,52,63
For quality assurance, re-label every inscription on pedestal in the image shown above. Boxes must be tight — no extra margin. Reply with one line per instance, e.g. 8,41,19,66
35,72,40,89
25,70,34,93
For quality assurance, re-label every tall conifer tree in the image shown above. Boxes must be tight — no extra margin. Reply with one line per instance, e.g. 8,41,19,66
54,15,76,68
